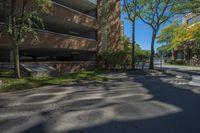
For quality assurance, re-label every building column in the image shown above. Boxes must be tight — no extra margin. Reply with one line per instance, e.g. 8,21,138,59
10,50,14,63
97,0,121,50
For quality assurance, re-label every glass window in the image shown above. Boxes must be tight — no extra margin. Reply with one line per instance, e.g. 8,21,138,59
198,16,200,21
187,17,195,25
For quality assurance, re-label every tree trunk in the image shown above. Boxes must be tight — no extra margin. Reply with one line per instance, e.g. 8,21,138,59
172,48,175,60
131,18,136,70
149,30,157,69
13,43,21,78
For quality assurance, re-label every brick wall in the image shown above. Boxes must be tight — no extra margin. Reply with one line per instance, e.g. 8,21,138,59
15,0,98,29
0,29,97,51
97,0,121,50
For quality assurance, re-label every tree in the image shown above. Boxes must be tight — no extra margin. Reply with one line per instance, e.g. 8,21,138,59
133,0,177,69
174,0,200,14
1,0,51,78
157,23,179,59
135,44,150,61
172,22,200,48
120,35,132,51
171,22,200,60
157,23,179,45
123,0,137,70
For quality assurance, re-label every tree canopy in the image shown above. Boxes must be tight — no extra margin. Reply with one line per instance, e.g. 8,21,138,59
174,0,200,14
0,0,52,78
172,22,200,48
157,23,179,45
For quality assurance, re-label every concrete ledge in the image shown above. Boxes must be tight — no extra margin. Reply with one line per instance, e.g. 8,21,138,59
0,80,2,89
22,61,96,73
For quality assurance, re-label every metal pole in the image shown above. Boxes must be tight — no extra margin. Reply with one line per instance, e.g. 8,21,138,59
160,43,163,70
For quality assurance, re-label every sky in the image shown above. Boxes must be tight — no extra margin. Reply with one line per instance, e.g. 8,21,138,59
121,15,173,50
123,19,154,50
120,4,173,50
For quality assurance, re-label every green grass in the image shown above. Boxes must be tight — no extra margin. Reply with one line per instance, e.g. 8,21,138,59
0,70,108,92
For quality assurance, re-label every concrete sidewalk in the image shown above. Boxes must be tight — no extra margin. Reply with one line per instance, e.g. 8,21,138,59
0,72,200,133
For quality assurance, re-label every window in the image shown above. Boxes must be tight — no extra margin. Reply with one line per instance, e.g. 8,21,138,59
198,16,200,21
187,16,200,25
187,17,195,25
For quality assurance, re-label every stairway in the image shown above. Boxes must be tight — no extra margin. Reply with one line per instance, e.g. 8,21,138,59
21,64,58,77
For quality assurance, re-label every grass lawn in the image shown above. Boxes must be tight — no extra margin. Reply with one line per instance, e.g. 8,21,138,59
0,70,108,92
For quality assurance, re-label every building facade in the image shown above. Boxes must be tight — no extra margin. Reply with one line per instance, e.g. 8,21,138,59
173,13,200,62
0,0,121,72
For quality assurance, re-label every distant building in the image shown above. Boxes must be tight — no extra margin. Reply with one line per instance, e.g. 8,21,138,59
183,13,200,25
173,13,200,62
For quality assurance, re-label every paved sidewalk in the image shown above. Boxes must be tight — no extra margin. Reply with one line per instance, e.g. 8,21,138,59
0,72,200,133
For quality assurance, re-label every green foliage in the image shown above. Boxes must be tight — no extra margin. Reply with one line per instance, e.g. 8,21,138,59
120,36,132,51
135,44,151,61
0,0,52,78
157,23,179,57
174,0,200,14
0,70,108,92
123,0,137,22
157,23,179,45
157,45,172,57
134,0,177,29
1,0,52,44
172,22,200,48
97,49,131,69
131,0,177,69
166,59,185,65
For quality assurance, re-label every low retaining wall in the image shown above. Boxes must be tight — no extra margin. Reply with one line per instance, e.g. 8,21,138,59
22,61,96,73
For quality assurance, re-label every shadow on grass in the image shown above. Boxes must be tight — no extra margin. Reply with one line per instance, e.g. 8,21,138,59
0,70,108,92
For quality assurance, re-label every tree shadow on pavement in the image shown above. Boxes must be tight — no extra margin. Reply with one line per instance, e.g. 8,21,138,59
1,72,200,133
65,72,200,133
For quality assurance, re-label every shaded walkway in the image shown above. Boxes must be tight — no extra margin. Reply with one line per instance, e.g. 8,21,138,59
0,71,200,133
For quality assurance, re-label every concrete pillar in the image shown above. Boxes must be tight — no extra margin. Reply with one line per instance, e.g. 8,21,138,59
10,50,14,63
97,0,121,50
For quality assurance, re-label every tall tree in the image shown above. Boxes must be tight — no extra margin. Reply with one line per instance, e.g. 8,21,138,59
123,0,138,70
157,23,179,45
157,23,179,59
172,22,200,48
1,0,51,78
175,0,200,14
133,0,176,69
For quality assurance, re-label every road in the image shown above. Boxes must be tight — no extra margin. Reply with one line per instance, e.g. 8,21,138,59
0,70,200,133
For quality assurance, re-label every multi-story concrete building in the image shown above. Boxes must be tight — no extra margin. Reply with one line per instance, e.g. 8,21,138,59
0,0,121,72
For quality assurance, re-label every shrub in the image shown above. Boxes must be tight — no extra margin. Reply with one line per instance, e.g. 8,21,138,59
97,49,131,69
166,59,185,65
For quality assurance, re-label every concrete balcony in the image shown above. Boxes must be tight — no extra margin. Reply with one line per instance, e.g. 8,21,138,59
49,2,98,29
53,0,97,14
0,29,98,52
9,0,98,29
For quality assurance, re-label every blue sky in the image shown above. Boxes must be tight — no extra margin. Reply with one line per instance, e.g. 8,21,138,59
123,19,153,50
121,16,172,50
120,5,174,50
